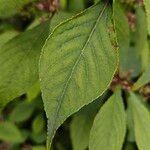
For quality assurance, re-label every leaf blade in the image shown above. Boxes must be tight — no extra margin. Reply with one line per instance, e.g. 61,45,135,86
0,21,50,109
40,2,118,148
89,89,126,150
144,0,150,35
128,92,150,150
133,66,150,90
70,92,108,150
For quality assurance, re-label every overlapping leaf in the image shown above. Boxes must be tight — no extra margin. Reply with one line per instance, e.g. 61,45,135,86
89,88,126,150
0,21,50,110
40,2,118,148
70,91,108,150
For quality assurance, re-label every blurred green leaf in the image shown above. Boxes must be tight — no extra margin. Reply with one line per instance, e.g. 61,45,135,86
0,31,18,48
27,82,40,102
60,0,67,9
144,0,150,34
128,92,150,150
9,100,34,123
0,11,73,110
141,40,150,71
32,114,45,134
113,0,130,75
94,0,100,4
0,21,50,110
126,105,135,142
0,0,35,18
0,121,24,143
31,131,46,144
133,66,150,90
123,142,137,150
68,0,85,12
32,145,46,150
89,88,126,150
127,7,147,77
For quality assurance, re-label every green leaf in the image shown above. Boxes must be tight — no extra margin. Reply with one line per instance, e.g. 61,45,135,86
126,106,135,142
0,21,50,110
0,122,24,143
128,92,150,150
127,7,147,77
30,131,46,144
144,0,150,35
133,7,147,56
26,82,40,102
0,31,17,48
9,100,35,123
40,2,118,148
89,89,126,150
133,66,150,90
113,0,130,74
68,0,85,12
123,142,137,150
0,0,35,18
32,145,46,150
70,91,109,150
141,40,150,71
114,3,147,77
32,114,45,134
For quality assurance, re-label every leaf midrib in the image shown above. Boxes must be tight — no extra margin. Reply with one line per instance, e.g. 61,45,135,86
49,2,109,140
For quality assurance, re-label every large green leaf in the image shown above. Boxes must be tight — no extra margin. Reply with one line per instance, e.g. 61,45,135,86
0,0,35,18
70,91,109,150
144,0,150,34
40,2,118,148
113,0,130,74
89,89,126,150
0,21,50,110
128,92,150,150
0,121,24,143
133,66,150,90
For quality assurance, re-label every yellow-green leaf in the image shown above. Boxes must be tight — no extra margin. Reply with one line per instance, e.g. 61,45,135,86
0,0,35,18
0,21,50,109
133,66,150,90
128,92,150,150
0,121,24,143
144,0,150,34
70,92,108,150
89,89,126,150
40,2,118,148
113,0,130,74
0,31,18,48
